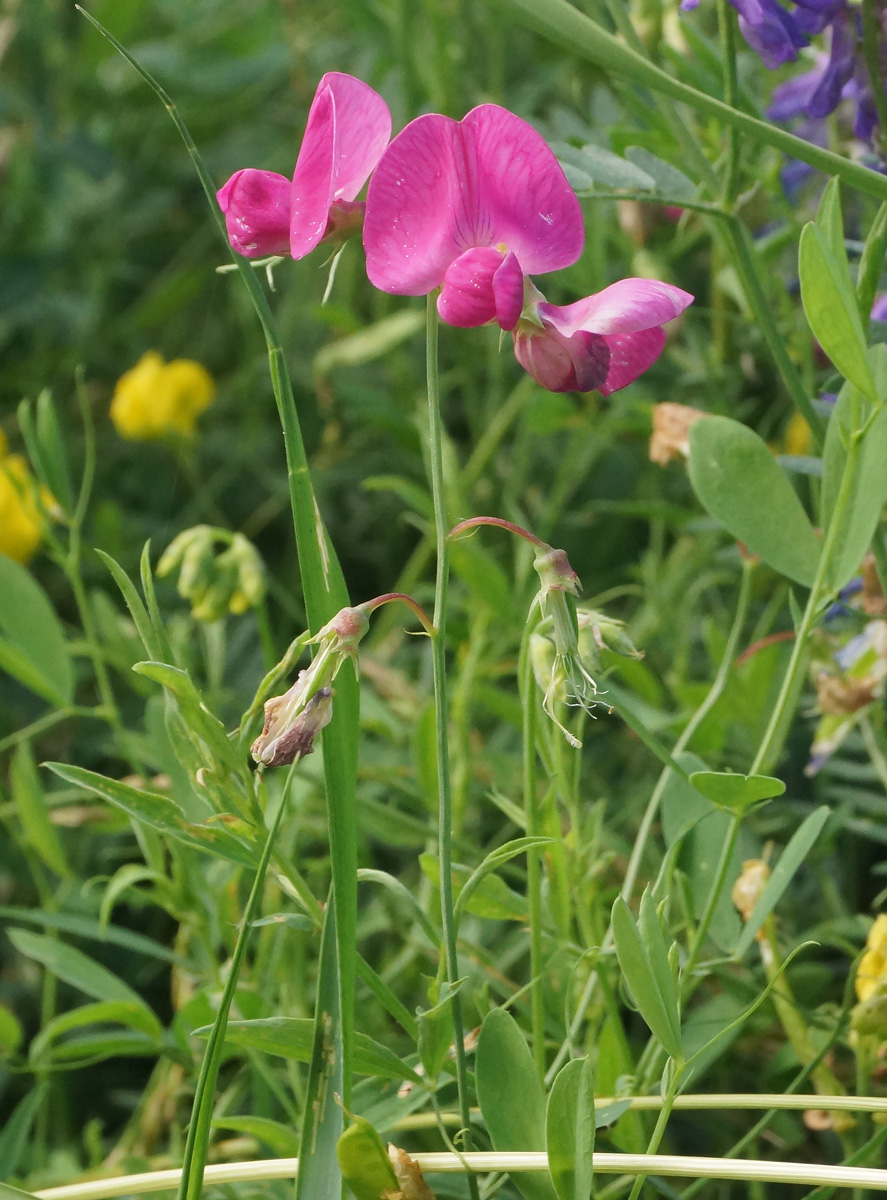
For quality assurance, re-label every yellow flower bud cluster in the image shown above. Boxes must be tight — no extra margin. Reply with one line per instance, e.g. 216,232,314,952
0,429,48,564
110,351,215,441
856,914,887,1003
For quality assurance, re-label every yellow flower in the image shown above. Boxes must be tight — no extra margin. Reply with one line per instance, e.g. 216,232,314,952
110,351,215,441
856,914,887,1002
783,412,812,457
0,454,46,564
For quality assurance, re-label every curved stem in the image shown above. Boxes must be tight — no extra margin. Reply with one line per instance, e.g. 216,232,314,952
425,296,480,1200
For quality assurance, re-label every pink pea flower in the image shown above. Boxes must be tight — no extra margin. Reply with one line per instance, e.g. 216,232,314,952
363,104,693,394
217,72,391,260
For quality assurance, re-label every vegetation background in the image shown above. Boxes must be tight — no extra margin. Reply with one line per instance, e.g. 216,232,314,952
3,0,887,1197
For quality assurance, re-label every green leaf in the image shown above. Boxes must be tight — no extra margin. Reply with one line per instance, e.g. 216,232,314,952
546,1057,595,1200
688,415,821,586
336,1117,399,1200
296,895,344,1200
212,1116,301,1158
689,770,785,812
454,836,555,923
0,553,72,706
7,930,151,1010
0,905,181,965
611,895,682,1059
815,177,846,264
420,853,527,920
96,549,165,661
821,365,887,590
29,1001,163,1063
554,142,655,192
476,1009,557,1200
799,222,876,402
857,200,887,318
0,1087,44,1181
624,146,695,200
11,742,70,878
132,661,240,773
417,978,463,1081
0,1005,23,1057
212,1017,421,1083
734,806,831,957
44,763,258,868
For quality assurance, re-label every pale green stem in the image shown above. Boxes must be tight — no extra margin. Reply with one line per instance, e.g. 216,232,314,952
717,0,740,204
34,1151,887,1200
751,430,864,777
545,560,755,1085
425,296,480,1200
625,1068,682,1200
519,609,545,1079
681,812,741,986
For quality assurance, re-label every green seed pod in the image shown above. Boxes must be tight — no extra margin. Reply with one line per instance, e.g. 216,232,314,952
336,1116,399,1200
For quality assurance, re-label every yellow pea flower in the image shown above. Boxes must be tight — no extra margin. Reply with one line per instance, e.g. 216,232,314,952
783,411,812,457
110,351,215,441
0,453,46,564
856,914,887,1002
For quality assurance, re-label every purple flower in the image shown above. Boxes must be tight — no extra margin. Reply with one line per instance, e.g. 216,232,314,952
682,0,807,67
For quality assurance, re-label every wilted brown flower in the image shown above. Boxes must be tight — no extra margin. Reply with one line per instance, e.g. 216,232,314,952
649,401,705,467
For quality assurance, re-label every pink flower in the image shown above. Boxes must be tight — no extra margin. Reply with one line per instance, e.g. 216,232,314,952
363,103,692,393
515,278,694,395
218,72,391,260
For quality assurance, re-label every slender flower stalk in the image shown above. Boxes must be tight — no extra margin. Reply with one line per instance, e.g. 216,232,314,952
32,1150,887,1200
424,296,479,1200
519,605,546,1079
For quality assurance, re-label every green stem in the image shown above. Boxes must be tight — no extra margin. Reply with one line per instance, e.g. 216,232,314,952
861,0,887,161
177,772,292,1200
681,812,741,986
545,560,755,1085
625,1070,681,1200
519,610,546,1080
717,0,740,204
495,0,887,203
425,296,480,1200
750,428,863,776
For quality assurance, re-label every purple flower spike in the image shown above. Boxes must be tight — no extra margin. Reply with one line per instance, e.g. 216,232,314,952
217,72,391,261
732,0,808,68
364,104,584,295
217,169,292,259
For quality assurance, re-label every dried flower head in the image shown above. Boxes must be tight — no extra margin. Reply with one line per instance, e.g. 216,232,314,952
649,401,705,467
731,859,771,925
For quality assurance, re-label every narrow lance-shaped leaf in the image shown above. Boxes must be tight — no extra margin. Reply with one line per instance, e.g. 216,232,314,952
611,896,682,1060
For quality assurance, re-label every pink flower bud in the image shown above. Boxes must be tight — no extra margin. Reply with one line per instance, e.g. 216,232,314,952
217,169,292,258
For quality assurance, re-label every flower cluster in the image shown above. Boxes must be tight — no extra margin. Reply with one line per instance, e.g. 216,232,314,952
110,351,215,441
0,429,50,564
856,914,887,1004
157,526,266,622
218,78,692,396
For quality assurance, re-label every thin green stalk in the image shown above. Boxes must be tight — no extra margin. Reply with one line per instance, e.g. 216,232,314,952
494,0,887,203
751,429,863,776
176,772,293,1200
545,560,755,1085
861,0,887,160
681,812,741,985
625,1069,681,1200
74,10,360,1109
424,296,480,1200
519,611,545,1079
717,0,741,204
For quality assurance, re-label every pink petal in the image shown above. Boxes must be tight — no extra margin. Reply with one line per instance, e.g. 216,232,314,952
464,105,583,276
364,103,583,296
291,73,391,260
438,247,504,327
513,325,610,393
217,169,291,258
599,327,667,395
540,279,694,336
321,73,392,202
493,251,525,331
364,113,471,295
